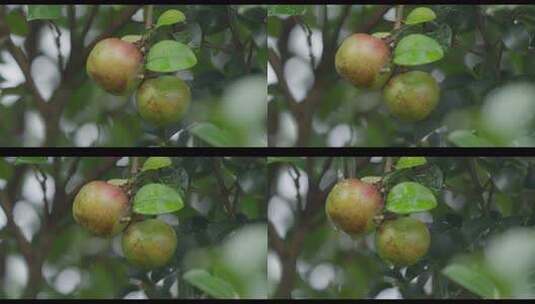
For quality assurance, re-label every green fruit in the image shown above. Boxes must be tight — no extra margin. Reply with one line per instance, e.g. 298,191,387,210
376,217,430,266
326,179,383,236
335,33,392,90
135,76,191,126
86,38,144,96
72,181,130,237
122,219,177,269
383,71,440,122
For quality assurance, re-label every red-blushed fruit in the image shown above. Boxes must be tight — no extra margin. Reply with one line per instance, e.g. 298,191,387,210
335,33,392,90
325,179,384,236
86,38,144,96
72,181,130,237
135,75,191,126
383,71,440,122
376,217,430,266
122,219,177,269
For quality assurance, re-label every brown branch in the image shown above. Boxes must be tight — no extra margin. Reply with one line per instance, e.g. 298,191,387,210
80,5,99,42
268,48,299,112
211,159,235,218
4,38,48,114
66,157,120,200
83,5,142,59
268,221,285,255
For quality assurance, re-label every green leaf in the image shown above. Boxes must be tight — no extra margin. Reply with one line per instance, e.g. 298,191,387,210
141,157,172,172
26,5,62,21
394,34,444,66
361,176,383,185
121,35,142,44
448,130,496,147
189,123,233,147
156,9,186,28
395,157,427,170
267,5,307,17
406,7,437,25
146,40,197,72
14,157,48,165
183,269,239,299
5,10,29,36
372,32,391,39
107,179,129,187
133,183,184,215
442,256,503,299
386,181,437,214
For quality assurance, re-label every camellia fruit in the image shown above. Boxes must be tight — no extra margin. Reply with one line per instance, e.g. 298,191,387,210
325,179,383,236
122,219,178,269
335,33,392,90
135,76,191,126
72,181,130,237
376,217,430,266
383,71,440,122
86,38,144,95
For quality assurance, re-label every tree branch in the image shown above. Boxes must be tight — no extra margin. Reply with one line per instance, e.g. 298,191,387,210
83,5,141,59
80,5,99,42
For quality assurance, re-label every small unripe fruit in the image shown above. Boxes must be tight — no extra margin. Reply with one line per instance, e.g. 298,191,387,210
72,181,130,237
376,217,430,266
86,38,144,95
383,71,440,122
335,33,392,90
135,76,191,126
122,219,177,269
326,179,383,236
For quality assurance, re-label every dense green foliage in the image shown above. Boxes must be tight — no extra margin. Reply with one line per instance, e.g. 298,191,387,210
0,157,267,299
268,157,535,299
0,5,266,147
268,5,535,147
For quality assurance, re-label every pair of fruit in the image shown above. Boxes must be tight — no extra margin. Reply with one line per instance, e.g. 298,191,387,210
335,33,440,122
86,38,191,126
72,181,177,269
326,179,430,266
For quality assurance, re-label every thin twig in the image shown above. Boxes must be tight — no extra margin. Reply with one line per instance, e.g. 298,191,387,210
394,5,404,30
80,5,99,42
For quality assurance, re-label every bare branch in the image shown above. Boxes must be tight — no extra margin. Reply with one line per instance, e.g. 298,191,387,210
268,48,299,111
4,38,48,113
83,5,142,58
211,159,235,218
80,5,99,42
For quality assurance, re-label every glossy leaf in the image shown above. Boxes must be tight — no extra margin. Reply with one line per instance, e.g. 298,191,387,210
183,269,239,299
406,7,437,25
386,181,437,214
156,9,186,28
396,157,427,170
189,123,233,147
146,40,197,72
142,157,173,172
394,34,444,66
133,183,184,215
448,130,496,147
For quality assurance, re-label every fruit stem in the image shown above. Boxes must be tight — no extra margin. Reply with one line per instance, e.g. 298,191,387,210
143,5,154,30
394,5,404,30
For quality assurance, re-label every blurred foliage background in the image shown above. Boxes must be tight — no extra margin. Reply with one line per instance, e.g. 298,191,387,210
268,157,535,299
0,156,267,299
0,5,267,147
268,5,535,147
